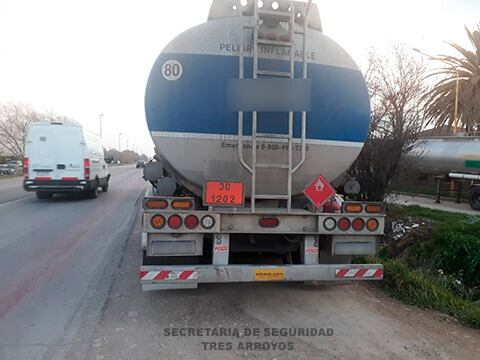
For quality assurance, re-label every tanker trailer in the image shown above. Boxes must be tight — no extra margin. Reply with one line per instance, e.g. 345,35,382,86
414,136,480,210
139,0,385,290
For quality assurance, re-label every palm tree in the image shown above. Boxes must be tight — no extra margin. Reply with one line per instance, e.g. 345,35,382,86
422,25,480,134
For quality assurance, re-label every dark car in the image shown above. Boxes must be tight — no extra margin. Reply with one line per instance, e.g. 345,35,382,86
0,164,15,175
136,160,146,168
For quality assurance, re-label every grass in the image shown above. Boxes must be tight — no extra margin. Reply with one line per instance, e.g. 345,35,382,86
389,203,476,221
392,184,471,201
366,257,480,328
361,205,480,328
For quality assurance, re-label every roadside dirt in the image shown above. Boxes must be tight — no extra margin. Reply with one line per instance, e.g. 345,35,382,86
62,215,480,360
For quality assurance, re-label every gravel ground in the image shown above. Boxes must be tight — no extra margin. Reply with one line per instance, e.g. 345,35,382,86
59,212,480,360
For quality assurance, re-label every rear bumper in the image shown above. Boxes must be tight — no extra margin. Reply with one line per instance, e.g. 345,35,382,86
139,264,384,291
23,179,93,192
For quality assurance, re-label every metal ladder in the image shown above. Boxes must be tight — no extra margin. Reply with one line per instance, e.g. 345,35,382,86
238,0,312,213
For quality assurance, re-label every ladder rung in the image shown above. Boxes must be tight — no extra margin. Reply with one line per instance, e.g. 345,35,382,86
257,39,293,47
255,194,290,200
257,70,292,78
255,163,289,169
256,132,290,139
258,9,291,22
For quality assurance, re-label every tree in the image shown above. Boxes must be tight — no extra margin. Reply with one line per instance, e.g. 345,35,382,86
0,103,78,159
0,103,43,159
348,46,427,201
422,25,480,133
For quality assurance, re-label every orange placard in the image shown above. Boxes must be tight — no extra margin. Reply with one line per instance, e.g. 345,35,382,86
204,181,244,206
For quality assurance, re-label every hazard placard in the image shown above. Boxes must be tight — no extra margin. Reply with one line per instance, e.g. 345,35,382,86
203,181,244,207
303,175,336,209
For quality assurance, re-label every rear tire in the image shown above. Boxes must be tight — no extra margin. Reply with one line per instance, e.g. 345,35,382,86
36,191,52,199
87,183,99,199
469,187,480,211
101,182,109,193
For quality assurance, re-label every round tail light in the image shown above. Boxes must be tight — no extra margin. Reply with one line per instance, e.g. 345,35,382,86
366,218,379,232
167,214,182,230
150,215,165,229
352,218,365,231
201,215,215,230
184,214,199,229
338,218,351,231
323,217,336,231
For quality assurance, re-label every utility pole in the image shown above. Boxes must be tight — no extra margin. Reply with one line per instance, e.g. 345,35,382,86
454,68,460,134
118,133,122,151
126,139,129,151
99,113,104,139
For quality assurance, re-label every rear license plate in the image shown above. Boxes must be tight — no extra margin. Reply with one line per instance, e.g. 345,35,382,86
254,268,286,281
203,181,244,206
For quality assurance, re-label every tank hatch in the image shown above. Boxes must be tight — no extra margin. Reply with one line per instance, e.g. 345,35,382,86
208,0,323,33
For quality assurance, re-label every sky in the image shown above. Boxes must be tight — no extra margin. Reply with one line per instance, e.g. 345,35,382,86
0,0,479,155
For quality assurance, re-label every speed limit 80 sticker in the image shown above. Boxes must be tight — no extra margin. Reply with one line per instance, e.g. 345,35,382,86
162,60,183,81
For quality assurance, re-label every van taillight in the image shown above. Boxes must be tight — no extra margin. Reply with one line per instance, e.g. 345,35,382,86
23,158,29,178
84,159,90,180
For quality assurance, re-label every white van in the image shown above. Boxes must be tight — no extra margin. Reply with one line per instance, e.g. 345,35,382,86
23,121,110,199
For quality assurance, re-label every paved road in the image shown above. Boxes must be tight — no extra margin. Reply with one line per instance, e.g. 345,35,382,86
2,170,479,360
0,165,146,360
0,175,33,205
392,194,479,216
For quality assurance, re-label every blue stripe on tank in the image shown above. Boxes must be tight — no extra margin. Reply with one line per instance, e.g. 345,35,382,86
145,53,370,143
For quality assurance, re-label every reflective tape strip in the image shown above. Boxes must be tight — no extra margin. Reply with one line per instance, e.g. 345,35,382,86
335,268,383,278
140,270,198,281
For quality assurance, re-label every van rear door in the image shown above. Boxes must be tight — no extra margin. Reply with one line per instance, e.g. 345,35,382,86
26,124,85,181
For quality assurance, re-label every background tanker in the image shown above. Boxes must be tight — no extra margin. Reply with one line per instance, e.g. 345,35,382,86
413,136,480,210
145,0,370,197
415,136,480,176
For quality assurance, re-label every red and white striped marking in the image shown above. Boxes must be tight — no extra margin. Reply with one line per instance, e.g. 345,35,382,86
335,268,383,278
139,270,198,281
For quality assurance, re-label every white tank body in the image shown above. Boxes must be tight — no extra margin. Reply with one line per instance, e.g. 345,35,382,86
145,1,371,197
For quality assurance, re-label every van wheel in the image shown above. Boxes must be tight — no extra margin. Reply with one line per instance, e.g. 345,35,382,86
88,185,99,199
36,191,52,199
102,183,109,192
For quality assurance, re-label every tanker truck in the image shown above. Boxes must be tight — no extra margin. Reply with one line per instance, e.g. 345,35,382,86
414,136,480,210
139,0,385,290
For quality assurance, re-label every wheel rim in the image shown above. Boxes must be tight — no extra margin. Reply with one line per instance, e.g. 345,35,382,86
470,190,480,209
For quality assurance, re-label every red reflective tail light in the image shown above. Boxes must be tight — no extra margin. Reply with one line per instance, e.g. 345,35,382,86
167,214,182,230
338,218,351,231
352,218,365,231
184,215,199,229
23,158,29,178
83,159,90,180
259,217,280,228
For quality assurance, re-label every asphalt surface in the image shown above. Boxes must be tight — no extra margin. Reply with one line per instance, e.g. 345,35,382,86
1,169,479,360
0,175,32,205
392,194,480,215
0,165,146,360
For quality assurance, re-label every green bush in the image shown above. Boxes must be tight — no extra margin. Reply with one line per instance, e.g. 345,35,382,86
362,257,480,328
433,218,480,288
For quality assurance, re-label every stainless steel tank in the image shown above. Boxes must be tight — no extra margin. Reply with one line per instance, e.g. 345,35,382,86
414,137,480,175
144,0,371,197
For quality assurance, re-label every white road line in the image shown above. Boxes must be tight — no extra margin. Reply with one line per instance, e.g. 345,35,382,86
0,183,22,190
0,195,34,208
